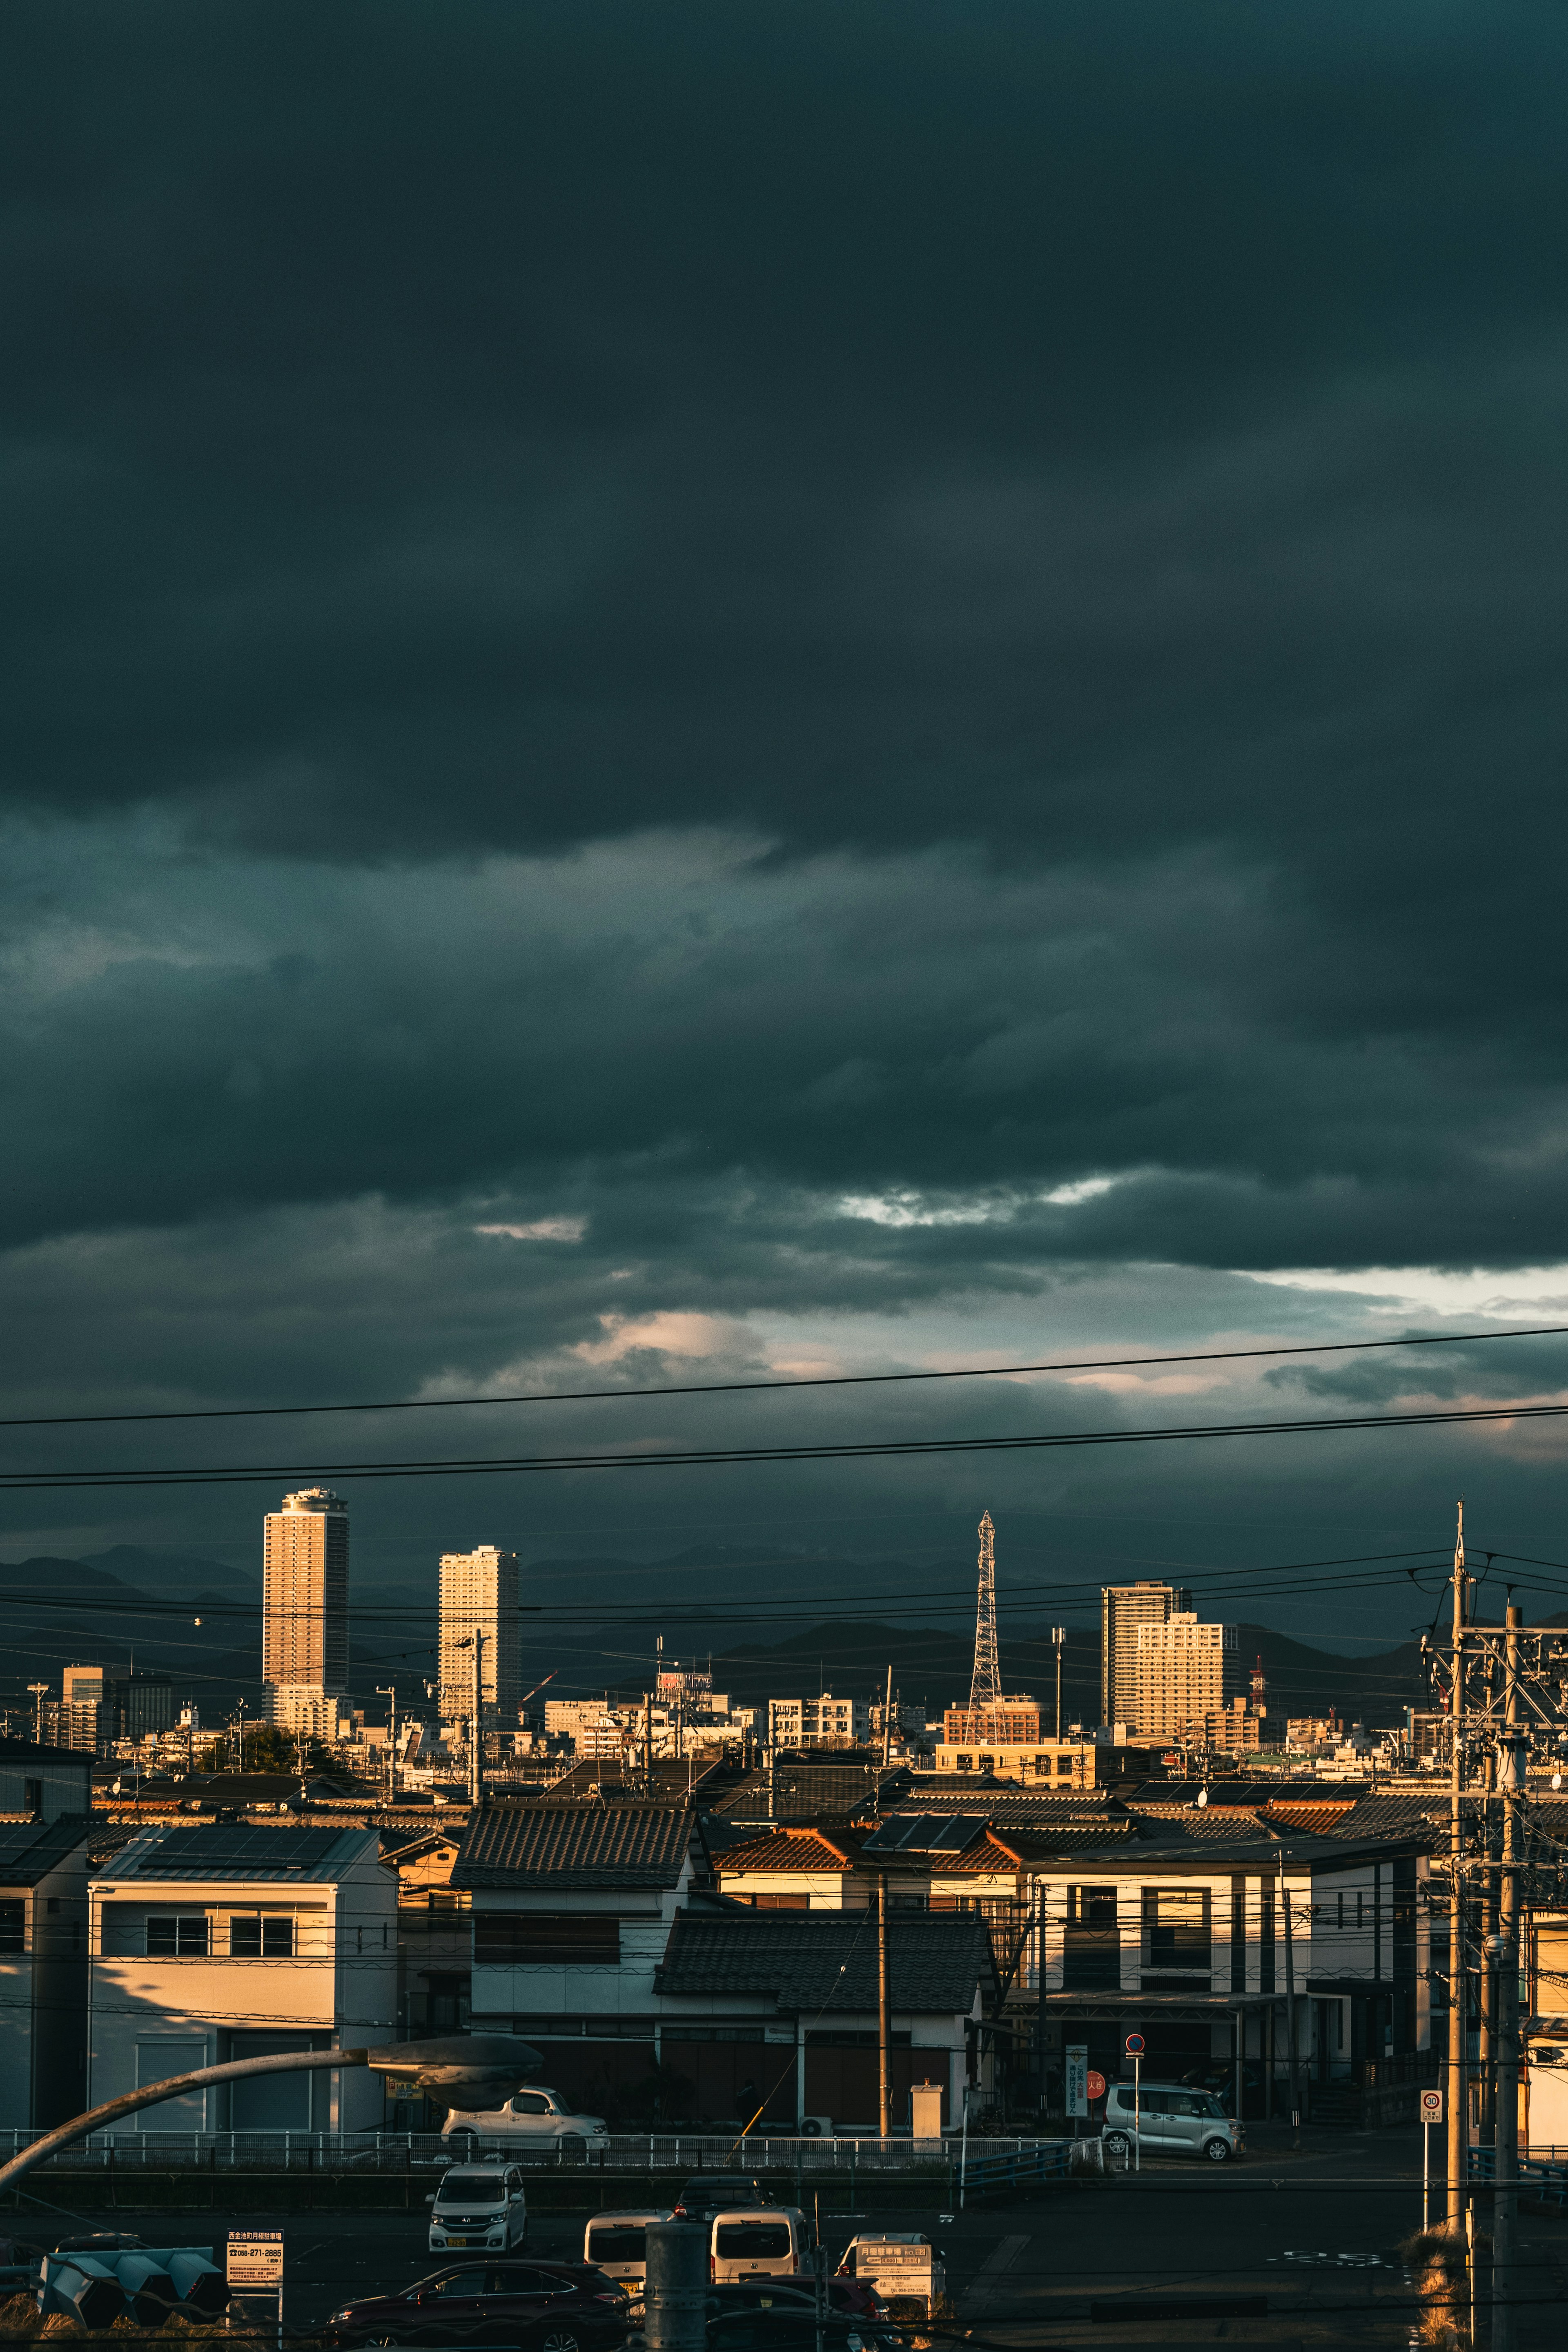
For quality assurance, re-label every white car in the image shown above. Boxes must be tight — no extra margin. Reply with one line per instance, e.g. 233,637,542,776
441,2087,610,2153
425,2162,529,2252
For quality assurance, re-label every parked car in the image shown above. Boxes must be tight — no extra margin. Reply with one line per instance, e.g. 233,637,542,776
582,2212,673,2298
1101,2080,1244,2163
707,2281,887,2323
672,2178,774,2225
706,2313,902,2352
710,2210,814,2285
442,2089,610,2155
324,2259,630,2351
426,2167,529,2254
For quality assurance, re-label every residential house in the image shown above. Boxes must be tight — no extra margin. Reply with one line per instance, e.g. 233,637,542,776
0,1817,94,2127
452,1797,991,2132
88,1821,396,2132
0,1739,93,1823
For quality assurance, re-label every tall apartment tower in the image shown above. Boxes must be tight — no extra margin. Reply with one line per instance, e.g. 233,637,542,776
263,1488,350,1726
1132,1613,1242,1739
1100,1579,1192,1729
439,1546,520,1732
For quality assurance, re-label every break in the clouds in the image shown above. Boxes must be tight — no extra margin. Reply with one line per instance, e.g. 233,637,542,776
4,1,1568,1628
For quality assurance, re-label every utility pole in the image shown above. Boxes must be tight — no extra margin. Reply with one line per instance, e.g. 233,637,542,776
1280,1846,1301,2135
462,1630,486,1809
881,1665,894,1769
1447,1501,1468,2235
28,1685,48,1746
1052,1628,1066,1739
877,1870,892,2140
377,1684,398,1807
1492,1601,1524,2352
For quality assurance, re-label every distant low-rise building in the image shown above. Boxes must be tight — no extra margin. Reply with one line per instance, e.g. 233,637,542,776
928,1735,1166,1786
767,1695,870,1749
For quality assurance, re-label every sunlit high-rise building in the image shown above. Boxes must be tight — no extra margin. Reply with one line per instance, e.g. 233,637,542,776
1100,1580,1191,1730
262,1488,349,1726
438,1545,520,1733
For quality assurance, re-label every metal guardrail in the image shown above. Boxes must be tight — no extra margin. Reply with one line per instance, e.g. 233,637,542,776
0,2127,1045,2175
1468,2146,1568,2208
958,2140,1074,2197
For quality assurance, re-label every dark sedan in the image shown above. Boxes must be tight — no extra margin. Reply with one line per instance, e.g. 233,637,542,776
707,2282,888,2323
324,2260,630,2351
706,2313,904,2352
672,2177,773,2225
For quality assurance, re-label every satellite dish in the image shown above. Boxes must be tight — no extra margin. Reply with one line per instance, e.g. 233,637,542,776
1196,1788,1209,1808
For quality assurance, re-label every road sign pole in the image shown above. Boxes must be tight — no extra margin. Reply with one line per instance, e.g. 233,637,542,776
1423,2120,1430,2234
1134,2052,1141,2172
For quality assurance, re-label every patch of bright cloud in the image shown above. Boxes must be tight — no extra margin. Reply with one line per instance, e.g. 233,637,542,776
576,1310,747,1363
837,1191,1010,1229
474,1216,586,1243
1245,1265,1568,1319
1042,1175,1121,1207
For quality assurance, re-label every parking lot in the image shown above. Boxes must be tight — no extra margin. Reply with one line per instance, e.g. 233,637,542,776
17,2124,1568,2348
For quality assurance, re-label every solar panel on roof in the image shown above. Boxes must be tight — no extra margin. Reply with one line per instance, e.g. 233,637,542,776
862,1812,989,1853
134,1826,343,1878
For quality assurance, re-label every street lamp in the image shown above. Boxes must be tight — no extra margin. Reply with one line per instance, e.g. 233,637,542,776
0,2034,543,2198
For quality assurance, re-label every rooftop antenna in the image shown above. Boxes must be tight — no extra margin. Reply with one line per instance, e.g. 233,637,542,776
968,1511,1000,1712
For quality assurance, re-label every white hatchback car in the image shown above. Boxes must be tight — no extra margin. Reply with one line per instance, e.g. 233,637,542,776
441,2087,611,2154
425,2162,528,2253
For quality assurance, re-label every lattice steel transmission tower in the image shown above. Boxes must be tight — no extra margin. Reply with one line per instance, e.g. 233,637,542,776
968,1510,1000,1711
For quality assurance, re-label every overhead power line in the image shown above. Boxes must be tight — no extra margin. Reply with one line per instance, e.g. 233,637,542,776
8,1392,1568,1490
6,1320,1568,1430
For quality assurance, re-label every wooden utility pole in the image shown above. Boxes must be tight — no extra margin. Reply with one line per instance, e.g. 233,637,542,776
881,1665,894,1769
1281,1846,1301,2132
468,1628,486,1810
1492,1601,1524,2350
1446,1501,1468,2234
877,1872,891,2139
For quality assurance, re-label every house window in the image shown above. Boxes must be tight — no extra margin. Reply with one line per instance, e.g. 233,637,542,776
230,1914,294,1958
147,1913,208,1957
1143,1888,1210,1975
22,1782,40,1815
474,1913,621,1966
0,1902,24,1954
955,1755,973,1772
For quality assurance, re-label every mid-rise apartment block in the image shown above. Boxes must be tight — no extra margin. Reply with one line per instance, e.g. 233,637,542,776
1101,1581,1192,1729
1132,1613,1241,1740
62,1666,174,1743
262,1489,349,1711
767,1695,870,1749
438,1545,520,1732
943,1699,1040,1745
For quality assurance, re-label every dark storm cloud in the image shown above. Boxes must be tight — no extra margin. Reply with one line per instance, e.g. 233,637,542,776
6,0,1568,906
4,2,1568,1625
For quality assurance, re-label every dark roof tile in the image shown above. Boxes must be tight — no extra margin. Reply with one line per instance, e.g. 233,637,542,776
455,1802,692,1890
655,1907,991,2015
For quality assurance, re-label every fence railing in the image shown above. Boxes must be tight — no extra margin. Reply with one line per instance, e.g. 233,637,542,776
0,2127,1054,2175
1468,2145,1568,2208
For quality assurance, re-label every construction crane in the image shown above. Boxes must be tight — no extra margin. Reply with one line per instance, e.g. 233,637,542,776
968,1510,1000,1711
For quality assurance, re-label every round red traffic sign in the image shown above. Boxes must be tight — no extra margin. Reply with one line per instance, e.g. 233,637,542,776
1125,2032,1146,2057
1085,2070,1107,2101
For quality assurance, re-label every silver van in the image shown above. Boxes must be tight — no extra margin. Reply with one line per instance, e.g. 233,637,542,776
583,2209,674,2297
710,2207,814,2283
1102,2079,1242,2163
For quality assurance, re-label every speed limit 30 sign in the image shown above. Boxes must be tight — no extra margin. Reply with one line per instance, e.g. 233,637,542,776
1420,2088,1445,2123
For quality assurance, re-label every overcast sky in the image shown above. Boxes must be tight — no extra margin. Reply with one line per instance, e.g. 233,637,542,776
6,1,1568,1660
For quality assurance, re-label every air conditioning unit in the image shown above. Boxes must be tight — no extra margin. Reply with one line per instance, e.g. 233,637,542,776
797,2115,832,2139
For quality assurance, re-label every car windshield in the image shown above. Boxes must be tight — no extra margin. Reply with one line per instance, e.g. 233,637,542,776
439,2173,507,2203
588,2228,646,2263
716,2223,792,2258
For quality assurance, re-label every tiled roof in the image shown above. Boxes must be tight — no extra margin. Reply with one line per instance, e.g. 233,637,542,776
454,1802,693,1891
655,1907,992,2015
716,1827,864,1874
95,1821,374,1882
543,1759,725,1804
0,1815,92,1886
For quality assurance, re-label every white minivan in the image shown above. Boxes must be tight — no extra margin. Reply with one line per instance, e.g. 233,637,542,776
710,2207,814,2285
1102,2079,1243,2164
425,2162,529,2252
584,2209,674,2300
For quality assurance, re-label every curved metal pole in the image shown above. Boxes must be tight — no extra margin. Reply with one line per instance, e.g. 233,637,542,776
0,2047,368,2198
